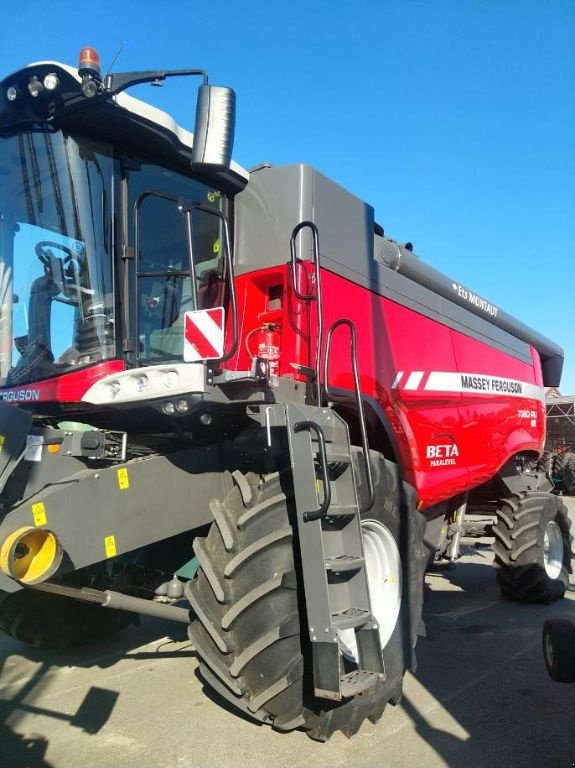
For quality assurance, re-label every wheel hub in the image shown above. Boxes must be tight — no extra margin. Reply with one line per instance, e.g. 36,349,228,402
543,632,555,667
543,521,563,579
338,519,402,662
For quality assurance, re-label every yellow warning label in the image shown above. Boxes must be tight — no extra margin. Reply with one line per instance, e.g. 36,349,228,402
104,535,117,558
0,435,5,454
117,468,130,490
32,502,47,526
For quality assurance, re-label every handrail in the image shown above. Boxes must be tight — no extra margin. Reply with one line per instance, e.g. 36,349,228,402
294,420,332,521
289,221,323,405
323,319,375,512
190,203,238,363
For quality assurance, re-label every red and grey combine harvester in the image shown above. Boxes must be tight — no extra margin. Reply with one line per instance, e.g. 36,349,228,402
0,48,570,739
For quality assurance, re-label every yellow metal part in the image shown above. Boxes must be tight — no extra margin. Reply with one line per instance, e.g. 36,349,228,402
104,534,117,558
32,502,47,526
117,468,130,490
0,526,63,584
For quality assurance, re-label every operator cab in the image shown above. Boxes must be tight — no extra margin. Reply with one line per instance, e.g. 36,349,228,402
0,48,246,429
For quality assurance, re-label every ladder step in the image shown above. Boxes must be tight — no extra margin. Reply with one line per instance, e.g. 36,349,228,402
325,555,364,573
331,607,371,630
312,448,352,465
340,670,380,698
325,504,358,518
325,450,352,465
312,439,352,464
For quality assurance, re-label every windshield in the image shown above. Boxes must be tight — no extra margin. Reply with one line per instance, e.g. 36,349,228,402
0,130,114,387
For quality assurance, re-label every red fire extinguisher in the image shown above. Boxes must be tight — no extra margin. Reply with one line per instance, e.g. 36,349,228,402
247,323,281,386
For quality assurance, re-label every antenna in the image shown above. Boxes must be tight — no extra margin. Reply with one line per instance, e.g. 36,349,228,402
103,43,126,80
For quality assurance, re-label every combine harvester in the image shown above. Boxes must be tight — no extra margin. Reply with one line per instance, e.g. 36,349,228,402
0,47,570,739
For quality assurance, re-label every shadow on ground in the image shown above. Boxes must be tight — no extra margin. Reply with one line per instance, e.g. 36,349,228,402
0,616,190,767
2,532,575,767
399,538,575,768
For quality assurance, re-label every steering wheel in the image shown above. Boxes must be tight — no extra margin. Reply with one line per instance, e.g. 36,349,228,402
35,241,81,270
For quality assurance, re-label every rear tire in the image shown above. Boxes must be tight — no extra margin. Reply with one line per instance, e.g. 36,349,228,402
493,490,572,603
561,453,575,495
552,452,570,489
542,618,575,682
536,451,553,476
187,455,425,739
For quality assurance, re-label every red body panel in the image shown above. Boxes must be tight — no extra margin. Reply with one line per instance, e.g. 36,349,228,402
228,265,545,509
0,361,125,406
0,263,545,511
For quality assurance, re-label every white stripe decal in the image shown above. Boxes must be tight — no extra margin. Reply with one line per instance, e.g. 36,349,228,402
424,371,545,401
405,371,424,390
391,371,403,388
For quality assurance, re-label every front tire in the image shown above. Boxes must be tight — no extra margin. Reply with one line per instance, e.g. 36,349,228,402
187,455,425,739
493,490,572,603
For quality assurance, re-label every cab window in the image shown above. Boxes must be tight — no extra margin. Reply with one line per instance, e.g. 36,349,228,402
126,161,226,362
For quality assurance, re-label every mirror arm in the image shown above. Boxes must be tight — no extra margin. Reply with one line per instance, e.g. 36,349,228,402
104,69,208,97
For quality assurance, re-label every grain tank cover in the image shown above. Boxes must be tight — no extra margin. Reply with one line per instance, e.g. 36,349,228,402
234,163,374,275
378,240,564,386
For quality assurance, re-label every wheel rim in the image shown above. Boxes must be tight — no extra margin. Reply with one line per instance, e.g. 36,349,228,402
338,519,402,662
543,632,555,668
543,521,563,579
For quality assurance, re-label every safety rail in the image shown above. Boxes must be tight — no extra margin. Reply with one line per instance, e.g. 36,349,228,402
323,319,375,512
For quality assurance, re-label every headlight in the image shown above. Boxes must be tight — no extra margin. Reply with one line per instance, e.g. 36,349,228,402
27,76,44,98
110,381,121,398
43,73,60,91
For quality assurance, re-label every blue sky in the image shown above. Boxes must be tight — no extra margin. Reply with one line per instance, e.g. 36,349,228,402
2,0,574,392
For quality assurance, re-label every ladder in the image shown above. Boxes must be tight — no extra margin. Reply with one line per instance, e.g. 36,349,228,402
286,404,383,700
287,219,382,700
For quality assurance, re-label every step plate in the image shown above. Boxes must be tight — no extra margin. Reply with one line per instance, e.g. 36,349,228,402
340,670,380,698
325,555,364,573
331,607,371,630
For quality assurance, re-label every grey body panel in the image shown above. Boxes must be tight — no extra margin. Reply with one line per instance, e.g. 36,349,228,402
235,163,373,277
0,404,32,495
376,239,562,380
234,164,562,381
0,442,227,593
